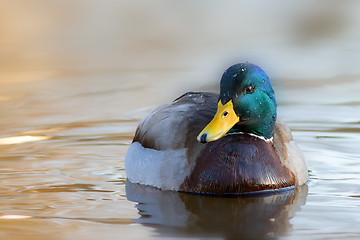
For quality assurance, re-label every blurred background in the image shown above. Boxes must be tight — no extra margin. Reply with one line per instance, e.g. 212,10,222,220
1,0,360,130
1,0,360,73
1,1,360,239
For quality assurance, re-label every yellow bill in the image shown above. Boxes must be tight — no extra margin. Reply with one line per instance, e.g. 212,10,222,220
197,100,239,143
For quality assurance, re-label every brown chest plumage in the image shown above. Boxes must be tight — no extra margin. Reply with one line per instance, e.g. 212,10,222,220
180,133,295,195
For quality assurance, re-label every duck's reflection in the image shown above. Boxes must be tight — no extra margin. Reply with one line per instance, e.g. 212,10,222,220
126,181,308,239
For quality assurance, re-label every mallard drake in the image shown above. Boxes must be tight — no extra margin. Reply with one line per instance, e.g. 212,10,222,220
125,63,308,195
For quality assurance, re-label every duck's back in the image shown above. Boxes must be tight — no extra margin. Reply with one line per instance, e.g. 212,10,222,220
132,92,217,151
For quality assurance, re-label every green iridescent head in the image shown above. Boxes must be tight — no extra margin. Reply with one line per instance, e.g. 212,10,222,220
198,63,277,142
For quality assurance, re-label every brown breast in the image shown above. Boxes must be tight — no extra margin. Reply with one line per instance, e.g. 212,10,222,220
180,133,295,195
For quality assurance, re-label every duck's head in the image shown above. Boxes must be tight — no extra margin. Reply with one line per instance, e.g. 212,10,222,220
197,63,277,143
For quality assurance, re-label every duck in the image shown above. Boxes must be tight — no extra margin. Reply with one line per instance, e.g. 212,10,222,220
125,63,308,195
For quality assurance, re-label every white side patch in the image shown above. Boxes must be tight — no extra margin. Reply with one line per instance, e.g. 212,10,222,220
125,142,191,190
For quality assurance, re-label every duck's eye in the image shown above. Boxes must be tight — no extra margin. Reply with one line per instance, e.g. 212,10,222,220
222,111,229,118
245,85,254,94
